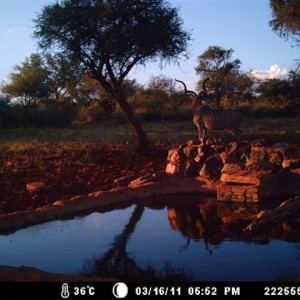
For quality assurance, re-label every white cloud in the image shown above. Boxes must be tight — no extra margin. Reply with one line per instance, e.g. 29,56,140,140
186,80,196,89
251,64,289,81
3,27,27,36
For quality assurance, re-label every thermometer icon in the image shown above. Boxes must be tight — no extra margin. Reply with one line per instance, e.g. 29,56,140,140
61,283,70,299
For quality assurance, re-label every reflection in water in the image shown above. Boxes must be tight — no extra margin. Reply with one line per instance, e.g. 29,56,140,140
81,205,191,281
1,195,300,281
167,197,300,244
80,195,300,281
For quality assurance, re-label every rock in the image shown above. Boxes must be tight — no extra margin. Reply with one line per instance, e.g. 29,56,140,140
217,182,262,203
113,175,137,187
246,196,300,233
249,146,268,163
268,151,283,165
245,160,277,172
252,139,266,146
282,159,300,169
284,146,300,160
211,143,226,154
199,155,223,180
128,173,160,187
231,207,259,221
52,200,65,206
184,160,201,177
221,162,243,174
194,144,212,164
165,163,178,174
220,170,276,185
26,182,47,193
183,145,199,159
165,148,186,175
272,141,288,148
280,168,300,193
220,142,243,164
205,136,222,145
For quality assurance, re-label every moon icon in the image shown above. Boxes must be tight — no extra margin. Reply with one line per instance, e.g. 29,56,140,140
112,282,128,298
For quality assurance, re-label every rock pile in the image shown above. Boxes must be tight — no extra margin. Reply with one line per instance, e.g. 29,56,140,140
166,139,300,202
166,139,300,179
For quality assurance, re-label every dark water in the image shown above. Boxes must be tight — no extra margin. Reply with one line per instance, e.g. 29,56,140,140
1,195,300,281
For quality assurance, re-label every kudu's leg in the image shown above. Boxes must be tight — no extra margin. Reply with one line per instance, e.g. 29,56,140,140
197,124,207,143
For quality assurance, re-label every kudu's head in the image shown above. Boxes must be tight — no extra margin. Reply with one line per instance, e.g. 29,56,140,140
175,77,209,105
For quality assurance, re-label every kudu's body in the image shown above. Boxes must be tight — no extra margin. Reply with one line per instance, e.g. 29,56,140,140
175,78,242,141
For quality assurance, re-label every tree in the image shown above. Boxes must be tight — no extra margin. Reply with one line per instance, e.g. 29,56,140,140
33,0,190,152
289,60,300,101
195,46,241,106
43,52,83,103
257,78,292,106
269,0,300,46
1,54,49,128
128,75,189,121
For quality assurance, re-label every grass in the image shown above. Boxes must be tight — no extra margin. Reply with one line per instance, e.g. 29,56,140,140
0,117,300,153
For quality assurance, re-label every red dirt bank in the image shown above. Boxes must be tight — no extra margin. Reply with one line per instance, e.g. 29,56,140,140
1,145,167,214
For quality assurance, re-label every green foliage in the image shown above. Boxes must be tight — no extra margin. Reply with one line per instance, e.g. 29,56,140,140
195,46,244,106
0,96,18,128
269,0,300,46
289,60,300,101
29,103,73,127
1,54,50,128
128,75,191,121
43,52,83,102
33,0,191,152
2,54,50,105
76,102,112,123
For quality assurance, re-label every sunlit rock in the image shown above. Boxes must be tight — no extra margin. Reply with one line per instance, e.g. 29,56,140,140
26,182,47,193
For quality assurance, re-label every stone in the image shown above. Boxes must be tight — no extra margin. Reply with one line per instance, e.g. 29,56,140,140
218,169,282,203
221,162,243,174
128,173,160,187
199,155,223,180
26,182,46,193
205,136,222,145
284,146,300,160
222,141,239,162
268,151,283,165
183,145,199,159
252,139,266,146
245,160,277,172
217,182,262,203
166,148,186,175
249,146,268,163
211,143,226,154
282,159,300,169
184,160,201,177
194,144,213,164
220,170,276,185
165,163,178,174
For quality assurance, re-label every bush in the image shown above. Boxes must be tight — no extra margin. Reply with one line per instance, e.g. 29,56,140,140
235,97,300,118
30,104,73,127
76,102,113,123
0,99,19,128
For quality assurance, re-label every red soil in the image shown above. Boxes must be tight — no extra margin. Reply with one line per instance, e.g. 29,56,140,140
0,145,168,214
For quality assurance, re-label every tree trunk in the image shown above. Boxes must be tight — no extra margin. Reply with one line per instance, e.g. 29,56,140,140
117,95,150,153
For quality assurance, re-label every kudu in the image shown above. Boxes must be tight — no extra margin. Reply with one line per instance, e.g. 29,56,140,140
175,78,242,141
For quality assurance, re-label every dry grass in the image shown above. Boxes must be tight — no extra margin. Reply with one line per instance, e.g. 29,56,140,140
0,117,299,153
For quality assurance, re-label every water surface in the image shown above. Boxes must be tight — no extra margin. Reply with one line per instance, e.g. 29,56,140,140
1,195,300,281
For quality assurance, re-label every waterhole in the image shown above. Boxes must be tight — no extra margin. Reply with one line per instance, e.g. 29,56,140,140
1,195,299,281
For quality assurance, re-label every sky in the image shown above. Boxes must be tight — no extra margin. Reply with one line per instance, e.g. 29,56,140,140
0,0,299,90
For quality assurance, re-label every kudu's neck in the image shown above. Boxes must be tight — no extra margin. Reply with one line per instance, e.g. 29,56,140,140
191,96,203,112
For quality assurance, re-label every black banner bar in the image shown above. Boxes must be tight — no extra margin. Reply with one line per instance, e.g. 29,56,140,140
1,282,300,299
